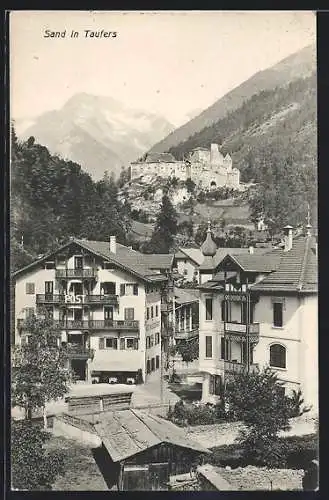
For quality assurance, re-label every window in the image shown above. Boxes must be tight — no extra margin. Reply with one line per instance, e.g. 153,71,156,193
155,332,160,345
155,305,159,317
126,338,138,350
214,375,222,396
205,298,213,321
121,283,138,296
102,282,116,294
146,336,150,349
147,308,150,320
205,336,212,358
105,337,118,349
183,269,188,276
151,306,154,319
74,256,83,269
273,302,283,327
220,337,225,359
104,306,113,320
102,262,114,270
221,300,228,321
270,344,286,369
26,283,35,295
25,307,34,318
124,308,135,320
45,281,53,294
156,355,160,369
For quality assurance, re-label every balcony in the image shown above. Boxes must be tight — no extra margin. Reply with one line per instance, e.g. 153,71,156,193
224,360,259,375
224,322,259,342
174,328,199,340
55,268,97,279
18,318,139,332
57,319,139,331
36,294,118,306
64,343,94,359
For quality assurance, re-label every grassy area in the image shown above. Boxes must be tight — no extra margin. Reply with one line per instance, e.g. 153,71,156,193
46,434,108,490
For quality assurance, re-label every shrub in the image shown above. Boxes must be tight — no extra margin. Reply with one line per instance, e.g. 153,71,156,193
285,389,312,418
167,400,229,426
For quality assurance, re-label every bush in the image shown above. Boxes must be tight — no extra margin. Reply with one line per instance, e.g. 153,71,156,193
167,400,229,426
285,389,312,418
11,419,64,490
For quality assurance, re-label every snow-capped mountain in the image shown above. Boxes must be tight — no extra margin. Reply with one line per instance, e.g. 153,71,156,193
15,93,175,179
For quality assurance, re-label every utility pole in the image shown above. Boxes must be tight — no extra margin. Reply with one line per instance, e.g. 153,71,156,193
246,277,250,374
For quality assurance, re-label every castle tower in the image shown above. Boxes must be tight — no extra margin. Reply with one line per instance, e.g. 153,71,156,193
210,144,224,167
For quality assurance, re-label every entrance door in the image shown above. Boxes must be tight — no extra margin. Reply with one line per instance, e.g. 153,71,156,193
122,463,169,491
71,359,87,380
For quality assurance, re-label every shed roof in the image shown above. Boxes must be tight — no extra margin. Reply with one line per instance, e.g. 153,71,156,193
174,287,200,305
70,409,210,462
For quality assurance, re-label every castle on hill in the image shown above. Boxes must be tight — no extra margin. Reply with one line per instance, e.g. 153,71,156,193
130,143,240,190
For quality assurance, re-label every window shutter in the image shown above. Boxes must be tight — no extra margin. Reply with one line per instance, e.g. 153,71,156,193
134,339,139,350
133,284,138,296
120,284,125,296
120,338,125,350
99,337,105,350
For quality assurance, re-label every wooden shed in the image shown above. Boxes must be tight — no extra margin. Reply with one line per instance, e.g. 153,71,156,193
54,408,210,490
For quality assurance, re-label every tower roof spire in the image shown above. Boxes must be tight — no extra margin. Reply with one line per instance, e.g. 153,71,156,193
201,220,217,257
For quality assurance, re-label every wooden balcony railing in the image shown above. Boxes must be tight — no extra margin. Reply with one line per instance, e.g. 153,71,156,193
55,268,97,279
18,318,139,332
224,360,259,374
36,294,118,306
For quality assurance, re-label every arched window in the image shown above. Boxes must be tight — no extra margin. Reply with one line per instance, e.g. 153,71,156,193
270,344,286,369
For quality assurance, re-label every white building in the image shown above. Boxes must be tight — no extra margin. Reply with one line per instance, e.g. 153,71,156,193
130,144,240,190
12,236,173,384
198,224,318,411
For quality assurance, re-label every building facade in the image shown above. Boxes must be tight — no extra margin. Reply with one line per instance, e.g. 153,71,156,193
198,225,318,410
13,236,170,384
130,144,240,190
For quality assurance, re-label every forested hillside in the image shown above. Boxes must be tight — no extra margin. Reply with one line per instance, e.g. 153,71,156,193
149,44,315,155
10,130,131,272
168,74,317,232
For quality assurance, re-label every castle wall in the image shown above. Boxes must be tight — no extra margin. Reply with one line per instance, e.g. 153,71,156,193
130,145,240,189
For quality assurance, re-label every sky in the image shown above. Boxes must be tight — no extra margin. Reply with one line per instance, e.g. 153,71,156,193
10,10,316,127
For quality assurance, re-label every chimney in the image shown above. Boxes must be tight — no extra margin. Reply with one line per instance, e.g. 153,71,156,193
109,235,117,254
283,225,293,252
248,246,254,255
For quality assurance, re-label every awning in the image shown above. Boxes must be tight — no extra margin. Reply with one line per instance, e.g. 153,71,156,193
89,350,142,373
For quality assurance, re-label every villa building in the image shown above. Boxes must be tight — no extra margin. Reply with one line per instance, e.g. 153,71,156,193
12,236,172,384
198,224,318,410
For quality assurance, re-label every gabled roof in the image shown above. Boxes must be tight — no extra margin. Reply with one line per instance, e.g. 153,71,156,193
224,248,283,273
12,238,168,284
251,235,318,293
144,152,177,163
69,409,210,462
174,287,200,305
199,247,269,272
175,247,204,266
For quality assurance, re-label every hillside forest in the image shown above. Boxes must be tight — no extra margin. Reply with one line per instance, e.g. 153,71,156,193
168,75,317,231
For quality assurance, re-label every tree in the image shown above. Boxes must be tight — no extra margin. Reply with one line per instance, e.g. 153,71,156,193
12,313,71,427
11,419,64,490
174,338,199,363
146,192,178,253
225,367,292,466
186,178,196,194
